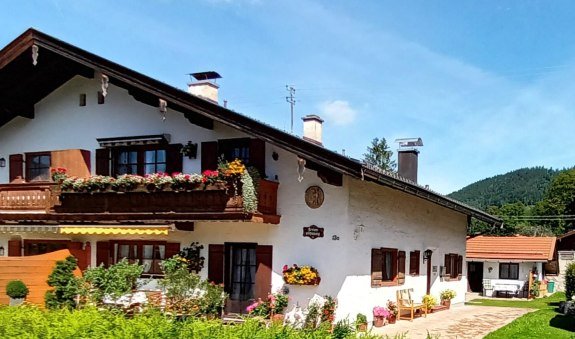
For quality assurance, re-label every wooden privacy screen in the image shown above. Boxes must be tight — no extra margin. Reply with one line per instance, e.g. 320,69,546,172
0,249,81,306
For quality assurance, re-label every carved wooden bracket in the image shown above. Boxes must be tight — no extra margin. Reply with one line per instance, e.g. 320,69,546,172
159,98,167,121
31,45,39,66
101,74,109,97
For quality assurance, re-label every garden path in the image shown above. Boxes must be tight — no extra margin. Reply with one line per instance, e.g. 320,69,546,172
371,304,532,338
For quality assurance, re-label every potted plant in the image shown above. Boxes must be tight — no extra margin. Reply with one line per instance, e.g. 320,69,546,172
282,264,321,285
6,280,29,306
440,289,456,308
355,313,368,332
386,300,398,323
422,295,436,313
373,306,390,327
270,292,289,323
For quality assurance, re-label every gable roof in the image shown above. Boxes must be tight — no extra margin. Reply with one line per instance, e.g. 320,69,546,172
466,236,556,261
0,28,500,225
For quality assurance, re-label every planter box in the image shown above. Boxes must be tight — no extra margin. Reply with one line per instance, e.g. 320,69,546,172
9,298,24,306
55,190,230,213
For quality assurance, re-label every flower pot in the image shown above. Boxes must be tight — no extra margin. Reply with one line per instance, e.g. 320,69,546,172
357,323,368,332
441,299,451,309
373,316,385,327
9,298,24,306
388,315,396,324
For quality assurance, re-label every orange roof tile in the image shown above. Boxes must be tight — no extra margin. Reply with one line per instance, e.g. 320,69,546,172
466,236,556,261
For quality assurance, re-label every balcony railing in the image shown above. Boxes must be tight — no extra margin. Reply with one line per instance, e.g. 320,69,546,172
0,183,58,211
0,179,279,222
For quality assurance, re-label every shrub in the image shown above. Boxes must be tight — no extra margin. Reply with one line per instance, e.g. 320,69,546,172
45,256,80,309
6,280,29,299
355,313,367,325
566,261,575,300
81,258,144,304
422,295,436,311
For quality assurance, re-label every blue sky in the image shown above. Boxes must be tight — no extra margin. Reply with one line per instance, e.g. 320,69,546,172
2,0,575,194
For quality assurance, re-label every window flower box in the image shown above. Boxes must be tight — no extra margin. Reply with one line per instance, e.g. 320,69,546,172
282,264,321,285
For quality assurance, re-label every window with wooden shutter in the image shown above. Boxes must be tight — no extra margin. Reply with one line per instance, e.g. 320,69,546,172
397,251,406,285
255,245,273,300
8,239,22,257
457,255,463,278
443,253,462,280
371,247,399,287
9,154,24,182
249,138,266,176
201,141,219,172
95,148,110,176
165,144,183,174
444,254,451,277
409,250,420,276
96,241,110,267
208,244,225,285
371,248,384,287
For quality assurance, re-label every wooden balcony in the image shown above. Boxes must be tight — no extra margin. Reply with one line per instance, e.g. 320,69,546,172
0,182,58,211
0,179,280,224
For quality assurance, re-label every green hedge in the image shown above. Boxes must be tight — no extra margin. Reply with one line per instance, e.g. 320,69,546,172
0,306,386,339
566,262,575,301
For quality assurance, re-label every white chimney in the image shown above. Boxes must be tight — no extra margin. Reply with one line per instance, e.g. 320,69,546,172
188,71,221,104
302,114,324,145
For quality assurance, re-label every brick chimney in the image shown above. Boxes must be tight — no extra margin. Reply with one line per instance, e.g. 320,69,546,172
396,138,423,183
188,71,221,104
302,115,323,145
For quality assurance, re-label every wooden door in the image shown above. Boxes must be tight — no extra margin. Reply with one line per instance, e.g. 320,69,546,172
468,262,483,292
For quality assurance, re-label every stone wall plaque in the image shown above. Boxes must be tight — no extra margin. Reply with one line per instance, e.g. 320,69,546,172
303,225,324,239
305,185,324,209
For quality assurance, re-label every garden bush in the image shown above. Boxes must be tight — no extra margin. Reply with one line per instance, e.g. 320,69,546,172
81,258,143,303
6,280,29,299
566,261,575,300
45,256,80,309
0,305,386,338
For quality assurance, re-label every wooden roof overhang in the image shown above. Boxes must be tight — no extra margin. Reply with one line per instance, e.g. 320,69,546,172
0,28,500,226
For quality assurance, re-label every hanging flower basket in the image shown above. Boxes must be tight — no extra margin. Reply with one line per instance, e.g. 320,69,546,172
282,264,321,285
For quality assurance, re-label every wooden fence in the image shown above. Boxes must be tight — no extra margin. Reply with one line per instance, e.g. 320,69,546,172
0,249,80,306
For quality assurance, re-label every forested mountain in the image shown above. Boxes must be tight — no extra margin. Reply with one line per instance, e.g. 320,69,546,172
448,167,561,209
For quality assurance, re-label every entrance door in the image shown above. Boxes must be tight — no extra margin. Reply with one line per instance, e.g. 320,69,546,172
468,262,483,292
208,243,273,315
225,243,257,314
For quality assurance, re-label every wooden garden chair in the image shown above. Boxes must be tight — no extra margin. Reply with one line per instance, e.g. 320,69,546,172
396,288,427,321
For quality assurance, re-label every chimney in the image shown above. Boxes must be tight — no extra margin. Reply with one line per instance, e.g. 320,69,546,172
395,138,423,183
188,71,221,104
302,114,324,145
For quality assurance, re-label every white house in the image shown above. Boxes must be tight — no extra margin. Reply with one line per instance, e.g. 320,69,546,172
0,29,499,320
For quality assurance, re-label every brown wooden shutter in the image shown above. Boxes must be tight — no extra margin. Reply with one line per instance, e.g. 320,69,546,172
444,254,451,276
95,148,110,176
409,250,420,276
249,138,266,175
398,250,406,285
201,142,219,172
165,242,181,259
9,154,24,182
208,244,224,285
391,249,399,283
96,241,110,267
166,144,183,175
371,248,383,287
255,245,273,300
457,255,463,278
7,239,21,256
68,241,88,271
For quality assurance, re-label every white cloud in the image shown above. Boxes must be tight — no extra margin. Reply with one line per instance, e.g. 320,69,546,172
318,100,358,126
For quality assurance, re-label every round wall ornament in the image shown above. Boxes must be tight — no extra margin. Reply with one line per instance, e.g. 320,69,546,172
305,185,324,209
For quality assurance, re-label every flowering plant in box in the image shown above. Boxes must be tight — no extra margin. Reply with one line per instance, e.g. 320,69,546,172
373,306,390,318
112,174,145,191
282,264,321,285
144,172,173,190
171,173,203,191
50,167,68,183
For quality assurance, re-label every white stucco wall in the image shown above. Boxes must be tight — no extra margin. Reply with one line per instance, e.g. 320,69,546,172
0,75,471,321
481,261,542,282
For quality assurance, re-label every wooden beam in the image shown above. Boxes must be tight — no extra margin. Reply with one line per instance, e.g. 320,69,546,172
305,160,343,186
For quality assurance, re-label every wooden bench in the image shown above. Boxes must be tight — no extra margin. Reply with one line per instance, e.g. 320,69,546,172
396,288,427,321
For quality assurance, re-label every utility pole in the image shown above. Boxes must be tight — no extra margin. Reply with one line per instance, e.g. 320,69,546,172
286,85,296,133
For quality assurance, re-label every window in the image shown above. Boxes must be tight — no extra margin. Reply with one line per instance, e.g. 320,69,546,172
110,241,166,276
112,146,167,176
499,263,519,280
23,240,69,256
219,138,250,164
371,248,401,287
26,152,51,181
409,250,420,276
444,253,463,280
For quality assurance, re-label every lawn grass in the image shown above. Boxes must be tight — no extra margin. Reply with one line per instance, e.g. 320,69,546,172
468,293,575,339
466,292,565,309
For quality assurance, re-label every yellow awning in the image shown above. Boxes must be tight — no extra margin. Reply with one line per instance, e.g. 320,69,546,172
59,226,169,235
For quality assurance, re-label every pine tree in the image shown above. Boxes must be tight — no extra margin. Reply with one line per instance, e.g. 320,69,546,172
363,137,396,171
